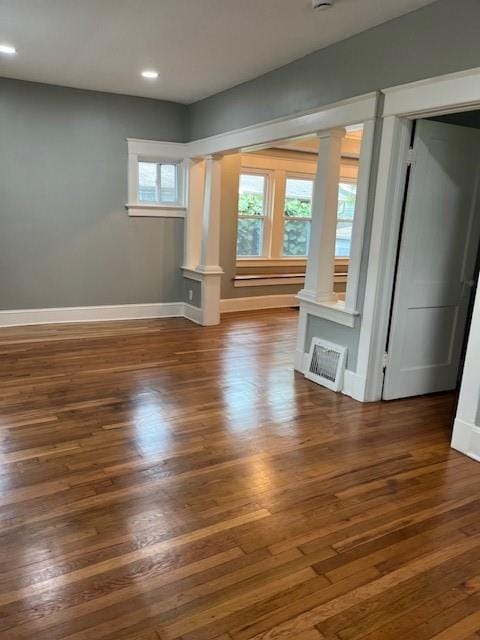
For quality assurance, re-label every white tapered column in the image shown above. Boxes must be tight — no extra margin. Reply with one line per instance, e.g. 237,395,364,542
198,154,223,274
183,158,205,271
186,154,223,326
299,128,345,303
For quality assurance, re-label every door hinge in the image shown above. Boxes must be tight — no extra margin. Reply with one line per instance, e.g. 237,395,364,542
382,352,389,370
406,148,416,166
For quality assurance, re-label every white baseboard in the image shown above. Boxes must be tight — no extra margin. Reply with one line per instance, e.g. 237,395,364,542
295,351,365,402
342,370,367,402
295,349,307,373
220,294,299,314
451,418,480,462
0,302,184,327
183,303,203,325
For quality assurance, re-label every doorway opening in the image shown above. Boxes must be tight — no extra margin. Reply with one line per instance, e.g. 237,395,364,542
218,126,363,315
382,111,480,401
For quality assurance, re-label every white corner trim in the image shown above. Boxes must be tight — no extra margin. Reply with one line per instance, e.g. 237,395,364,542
297,294,359,328
451,418,480,463
127,204,186,218
382,67,480,118
0,302,185,327
220,294,299,313
183,303,203,325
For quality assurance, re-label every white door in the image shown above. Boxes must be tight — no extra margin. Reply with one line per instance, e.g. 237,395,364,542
383,119,480,400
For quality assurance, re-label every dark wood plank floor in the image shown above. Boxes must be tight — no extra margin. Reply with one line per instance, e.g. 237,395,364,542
1,308,479,640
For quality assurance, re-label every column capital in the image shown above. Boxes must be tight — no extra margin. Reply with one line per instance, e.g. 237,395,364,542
204,153,224,161
315,127,346,141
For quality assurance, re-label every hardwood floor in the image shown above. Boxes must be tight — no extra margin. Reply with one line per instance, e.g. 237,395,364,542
0,308,479,640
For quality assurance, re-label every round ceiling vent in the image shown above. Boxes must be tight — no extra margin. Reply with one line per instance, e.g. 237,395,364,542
312,0,334,8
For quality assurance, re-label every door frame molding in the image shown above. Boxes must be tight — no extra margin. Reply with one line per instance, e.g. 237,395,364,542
357,67,480,402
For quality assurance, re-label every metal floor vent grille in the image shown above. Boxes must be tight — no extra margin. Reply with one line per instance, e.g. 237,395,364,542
305,339,347,392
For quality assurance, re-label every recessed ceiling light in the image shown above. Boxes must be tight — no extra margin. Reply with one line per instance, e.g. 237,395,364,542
141,70,158,79
0,44,16,55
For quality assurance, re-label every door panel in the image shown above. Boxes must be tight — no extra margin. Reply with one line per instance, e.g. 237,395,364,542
383,120,480,400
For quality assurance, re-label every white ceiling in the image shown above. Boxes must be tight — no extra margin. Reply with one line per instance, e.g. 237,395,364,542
0,0,437,104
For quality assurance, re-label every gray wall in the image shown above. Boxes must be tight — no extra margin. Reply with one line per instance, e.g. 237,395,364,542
306,316,360,371
188,0,480,139
0,78,188,310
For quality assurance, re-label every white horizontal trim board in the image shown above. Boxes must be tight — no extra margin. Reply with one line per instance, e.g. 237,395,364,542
0,299,300,327
382,67,480,118
188,93,378,157
127,93,378,161
0,303,184,327
220,294,299,313
297,294,358,328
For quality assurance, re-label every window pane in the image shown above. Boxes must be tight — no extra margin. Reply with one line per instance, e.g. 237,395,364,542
238,174,265,216
336,221,353,257
138,161,179,203
159,164,178,202
284,178,313,218
338,182,357,220
237,218,264,256
336,182,356,257
283,219,311,256
138,161,157,202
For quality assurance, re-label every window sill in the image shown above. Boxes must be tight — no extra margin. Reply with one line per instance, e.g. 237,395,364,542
234,273,347,288
236,258,307,268
236,257,350,268
297,292,359,328
234,273,305,287
126,204,186,218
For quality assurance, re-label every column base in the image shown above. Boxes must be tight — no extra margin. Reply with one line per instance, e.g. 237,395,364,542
297,289,338,304
181,267,222,326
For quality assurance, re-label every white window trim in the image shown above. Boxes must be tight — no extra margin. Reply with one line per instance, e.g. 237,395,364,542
281,172,314,259
237,156,360,264
236,169,273,258
126,139,188,218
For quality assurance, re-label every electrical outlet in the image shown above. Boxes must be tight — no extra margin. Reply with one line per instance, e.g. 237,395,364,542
188,289,193,301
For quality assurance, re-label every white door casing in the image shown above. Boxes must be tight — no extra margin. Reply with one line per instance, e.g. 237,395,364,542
383,120,480,400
